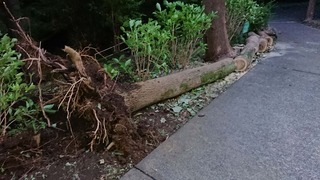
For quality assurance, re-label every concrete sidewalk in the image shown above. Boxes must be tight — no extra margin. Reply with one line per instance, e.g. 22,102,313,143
122,4,320,180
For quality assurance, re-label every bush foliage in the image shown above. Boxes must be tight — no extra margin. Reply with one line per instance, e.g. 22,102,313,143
226,0,273,43
0,34,45,136
121,1,215,80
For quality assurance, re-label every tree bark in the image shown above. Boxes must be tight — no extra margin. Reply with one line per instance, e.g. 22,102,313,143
306,0,316,21
121,58,237,112
203,0,234,62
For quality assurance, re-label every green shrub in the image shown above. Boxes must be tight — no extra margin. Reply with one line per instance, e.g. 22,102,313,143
226,0,250,42
154,1,215,68
226,0,273,43
121,1,215,80
103,55,135,81
247,1,273,31
121,19,171,80
0,34,45,136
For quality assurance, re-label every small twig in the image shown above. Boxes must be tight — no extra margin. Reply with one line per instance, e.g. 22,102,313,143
110,74,119,92
106,142,115,150
18,166,34,180
94,42,124,59
3,2,36,49
21,58,41,62
64,138,77,153
36,45,51,127
36,133,59,149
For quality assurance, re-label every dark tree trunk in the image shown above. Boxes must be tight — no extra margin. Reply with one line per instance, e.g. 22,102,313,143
113,22,121,52
0,0,23,37
306,0,316,21
111,8,121,52
203,0,233,62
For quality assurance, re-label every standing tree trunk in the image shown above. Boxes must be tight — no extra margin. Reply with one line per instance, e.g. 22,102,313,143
203,0,234,62
306,0,316,21
111,7,121,52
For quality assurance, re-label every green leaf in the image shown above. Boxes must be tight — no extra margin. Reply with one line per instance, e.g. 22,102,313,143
8,107,13,115
129,19,135,29
44,104,54,110
156,3,161,11
44,104,57,113
134,20,142,27
125,59,132,67
44,109,57,114
25,99,34,108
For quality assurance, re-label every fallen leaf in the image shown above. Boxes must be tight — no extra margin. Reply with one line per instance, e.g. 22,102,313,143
99,159,105,165
172,106,183,113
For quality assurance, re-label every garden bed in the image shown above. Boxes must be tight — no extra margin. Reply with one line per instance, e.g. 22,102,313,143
0,35,275,179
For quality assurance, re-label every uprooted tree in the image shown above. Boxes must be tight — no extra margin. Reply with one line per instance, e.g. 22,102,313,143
0,2,147,160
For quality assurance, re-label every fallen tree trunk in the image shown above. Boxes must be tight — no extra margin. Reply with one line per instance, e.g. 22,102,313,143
122,31,274,112
122,58,237,112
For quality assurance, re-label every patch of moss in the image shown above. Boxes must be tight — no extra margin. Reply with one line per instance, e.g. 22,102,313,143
161,89,175,99
180,83,189,91
200,64,236,84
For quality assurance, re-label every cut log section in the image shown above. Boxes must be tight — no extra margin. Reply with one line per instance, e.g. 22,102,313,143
121,58,237,112
258,31,274,46
259,38,268,53
234,34,259,71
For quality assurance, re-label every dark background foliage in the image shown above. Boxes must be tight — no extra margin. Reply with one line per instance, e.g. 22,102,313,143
0,0,309,54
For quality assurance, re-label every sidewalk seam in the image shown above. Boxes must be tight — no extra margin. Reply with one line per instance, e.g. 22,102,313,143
291,69,320,77
133,166,156,180
260,63,320,77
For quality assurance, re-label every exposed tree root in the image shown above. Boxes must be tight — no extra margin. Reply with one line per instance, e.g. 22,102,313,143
3,3,144,160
